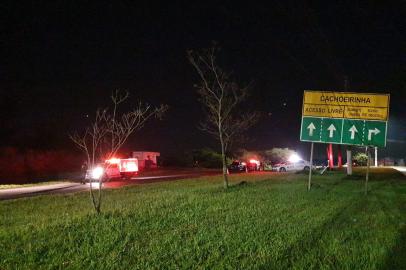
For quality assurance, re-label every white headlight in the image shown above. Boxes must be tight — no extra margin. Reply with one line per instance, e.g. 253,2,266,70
92,166,104,179
288,154,301,163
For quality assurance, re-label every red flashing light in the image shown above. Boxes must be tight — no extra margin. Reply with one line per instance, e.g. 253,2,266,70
249,159,260,165
106,158,120,164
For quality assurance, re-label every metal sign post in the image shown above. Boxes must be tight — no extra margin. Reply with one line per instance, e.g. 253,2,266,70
346,146,353,175
374,147,378,167
308,142,314,190
365,147,371,195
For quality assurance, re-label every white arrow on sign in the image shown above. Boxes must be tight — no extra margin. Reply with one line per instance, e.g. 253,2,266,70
307,122,316,136
349,125,358,140
368,128,380,140
327,124,336,138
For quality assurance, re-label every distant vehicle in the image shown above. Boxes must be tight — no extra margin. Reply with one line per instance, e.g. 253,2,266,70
312,159,328,169
272,160,312,172
228,161,248,173
262,161,273,171
86,158,139,182
247,159,261,171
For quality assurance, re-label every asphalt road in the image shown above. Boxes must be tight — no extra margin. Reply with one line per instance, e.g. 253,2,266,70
392,166,406,176
0,170,220,201
2,167,404,201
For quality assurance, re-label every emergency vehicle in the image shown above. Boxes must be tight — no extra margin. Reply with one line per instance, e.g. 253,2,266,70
228,159,261,173
86,158,139,181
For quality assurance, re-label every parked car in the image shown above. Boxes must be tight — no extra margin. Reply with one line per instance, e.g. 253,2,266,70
272,160,312,172
228,161,248,173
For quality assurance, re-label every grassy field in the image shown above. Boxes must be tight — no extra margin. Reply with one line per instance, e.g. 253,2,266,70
1,168,405,269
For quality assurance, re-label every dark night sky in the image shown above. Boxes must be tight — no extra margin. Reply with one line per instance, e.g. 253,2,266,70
1,1,405,158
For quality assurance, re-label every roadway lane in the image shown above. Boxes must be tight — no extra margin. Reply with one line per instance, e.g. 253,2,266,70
0,170,221,200
0,183,88,201
392,166,406,176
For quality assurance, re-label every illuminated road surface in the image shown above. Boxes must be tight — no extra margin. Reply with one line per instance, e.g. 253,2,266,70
392,166,406,176
0,183,87,200
0,170,220,200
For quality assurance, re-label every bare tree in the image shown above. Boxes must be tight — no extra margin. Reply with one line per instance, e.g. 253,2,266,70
70,90,167,213
188,46,258,189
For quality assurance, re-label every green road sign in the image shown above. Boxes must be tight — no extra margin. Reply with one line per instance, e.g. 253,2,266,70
320,118,342,143
300,116,387,147
364,120,387,147
301,91,390,148
300,117,322,142
342,119,365,146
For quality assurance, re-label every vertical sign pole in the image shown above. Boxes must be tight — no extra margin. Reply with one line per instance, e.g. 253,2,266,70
346,146,352,175
365,146,370,195
308,142,314,191
374,147,378,167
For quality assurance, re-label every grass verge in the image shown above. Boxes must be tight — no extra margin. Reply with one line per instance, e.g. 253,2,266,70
1,168,405,269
